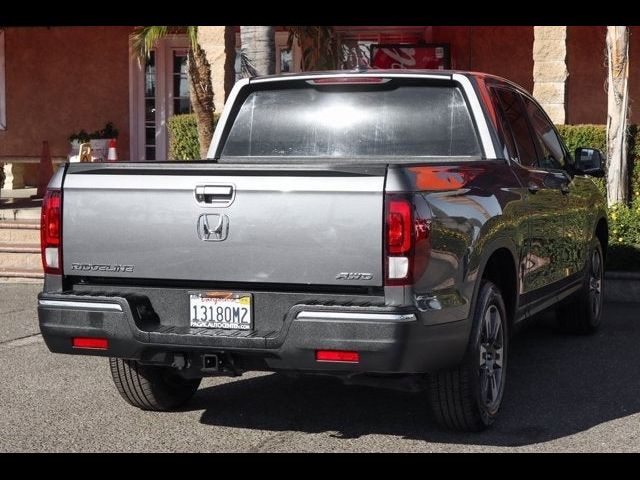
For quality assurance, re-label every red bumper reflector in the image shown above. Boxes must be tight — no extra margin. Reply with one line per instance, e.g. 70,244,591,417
72,337,108,350
315,350,360,363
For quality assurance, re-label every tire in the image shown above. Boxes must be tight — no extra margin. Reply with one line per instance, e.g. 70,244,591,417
109,358,201,411
429,280,509,432
556,239,604,335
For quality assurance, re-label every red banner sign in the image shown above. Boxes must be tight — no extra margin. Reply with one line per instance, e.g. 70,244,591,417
371,44,450,70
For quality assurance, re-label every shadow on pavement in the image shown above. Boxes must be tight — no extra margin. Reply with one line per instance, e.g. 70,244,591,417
189,303,640,446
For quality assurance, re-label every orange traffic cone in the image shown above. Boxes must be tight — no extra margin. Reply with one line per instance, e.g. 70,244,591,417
107,138,118,161
35,140,54,199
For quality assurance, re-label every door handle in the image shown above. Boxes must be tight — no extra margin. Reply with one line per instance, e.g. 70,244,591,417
560,183,570,195
195,184,235,207
527,182,540,194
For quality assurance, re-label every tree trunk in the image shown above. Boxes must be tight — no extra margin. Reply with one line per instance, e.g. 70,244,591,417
224,26,237,101
188,43,216,159
287,26,337,71
606,26,630,206
240,26,275,77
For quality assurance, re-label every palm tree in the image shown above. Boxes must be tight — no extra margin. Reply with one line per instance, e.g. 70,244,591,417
132,26,214,159
239,26,275,77
240,26,341,78
286,26,337,71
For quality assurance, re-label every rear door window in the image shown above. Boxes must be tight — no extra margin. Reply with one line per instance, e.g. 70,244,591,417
520,94,567,169
221,83,482,159
493,88,538,168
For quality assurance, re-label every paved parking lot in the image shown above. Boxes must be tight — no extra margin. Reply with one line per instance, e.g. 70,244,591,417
1,282,639,452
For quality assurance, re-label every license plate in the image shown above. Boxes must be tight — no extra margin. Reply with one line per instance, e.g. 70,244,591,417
189,292,252,330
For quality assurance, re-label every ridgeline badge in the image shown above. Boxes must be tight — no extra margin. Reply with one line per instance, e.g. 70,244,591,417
71,263,135,273
335,272,373,280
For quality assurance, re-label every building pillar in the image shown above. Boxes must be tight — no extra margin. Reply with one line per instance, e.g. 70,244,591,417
1,163,11,190
8,164,24,189
198,26,230,114
533,26,568,124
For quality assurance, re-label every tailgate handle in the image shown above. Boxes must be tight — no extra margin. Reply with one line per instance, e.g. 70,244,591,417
195,185,235,207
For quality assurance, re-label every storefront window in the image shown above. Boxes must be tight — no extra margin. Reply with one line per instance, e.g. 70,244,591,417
144,51,156,161
173,50,192,115
280,47,293,72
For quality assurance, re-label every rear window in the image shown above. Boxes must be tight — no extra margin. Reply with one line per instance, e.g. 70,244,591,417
221,83,481,158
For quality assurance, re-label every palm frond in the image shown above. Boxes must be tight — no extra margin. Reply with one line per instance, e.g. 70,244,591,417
132,26,199,59
132,26,169,59
186,26,198,51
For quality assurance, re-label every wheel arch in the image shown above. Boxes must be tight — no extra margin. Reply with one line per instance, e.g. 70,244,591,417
475,240,520,329
595,216,608,263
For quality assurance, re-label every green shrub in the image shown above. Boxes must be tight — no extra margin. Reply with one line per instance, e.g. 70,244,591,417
69,121,119,143
556,124,640,198
167,113,221,160
556,124,607,154
168,114,200,160
557,124,640,270
607,198,640,270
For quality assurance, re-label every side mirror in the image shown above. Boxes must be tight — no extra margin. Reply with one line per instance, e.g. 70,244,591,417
575,147,605,177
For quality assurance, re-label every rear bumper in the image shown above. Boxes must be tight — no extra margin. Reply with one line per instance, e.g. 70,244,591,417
38,292,470,375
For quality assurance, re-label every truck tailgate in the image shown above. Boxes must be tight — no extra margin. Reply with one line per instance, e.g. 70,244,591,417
62,163,385,287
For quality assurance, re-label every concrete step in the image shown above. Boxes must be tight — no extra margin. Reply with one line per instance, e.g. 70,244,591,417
0,267,44,283
0,189,42,222
0,206,41,221
0,243,42,271
0,220,40,243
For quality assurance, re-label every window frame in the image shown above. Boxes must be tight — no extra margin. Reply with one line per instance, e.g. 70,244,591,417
518,91,572,170
491,86,539,168
488,86,518,162
129,34,190,161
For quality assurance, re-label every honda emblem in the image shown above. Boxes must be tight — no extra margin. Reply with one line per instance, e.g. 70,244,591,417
197,214,229,242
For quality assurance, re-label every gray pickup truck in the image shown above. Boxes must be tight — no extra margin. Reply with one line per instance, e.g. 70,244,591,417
38,70,608,431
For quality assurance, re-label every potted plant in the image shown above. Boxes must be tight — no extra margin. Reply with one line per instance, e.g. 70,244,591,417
69,122,119,162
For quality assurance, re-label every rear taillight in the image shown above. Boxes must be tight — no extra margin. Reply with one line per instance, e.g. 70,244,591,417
41,189,62,275
384,195,430,286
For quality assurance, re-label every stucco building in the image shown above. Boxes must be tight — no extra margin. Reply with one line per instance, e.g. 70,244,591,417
0,26,634,188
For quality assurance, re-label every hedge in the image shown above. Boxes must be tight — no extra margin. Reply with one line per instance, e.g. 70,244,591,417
557,124,640,271
167,113,221,160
